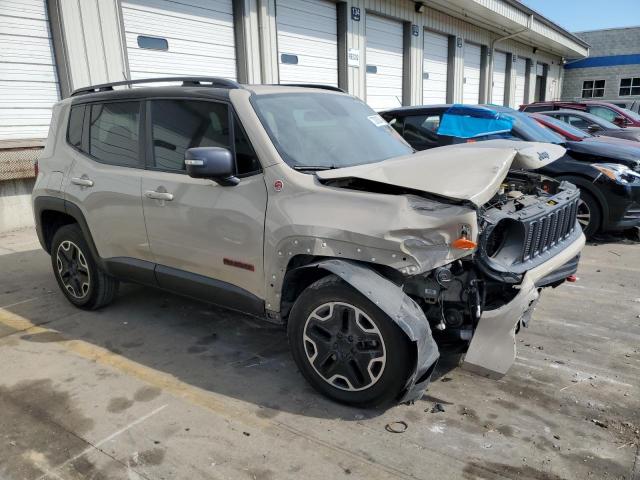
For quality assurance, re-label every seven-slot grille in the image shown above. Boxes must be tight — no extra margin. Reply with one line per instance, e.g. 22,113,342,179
522,197,579,261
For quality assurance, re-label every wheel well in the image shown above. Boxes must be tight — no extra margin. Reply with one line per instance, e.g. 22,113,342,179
40,210,77,253
557,175,606,229
279,255,403,321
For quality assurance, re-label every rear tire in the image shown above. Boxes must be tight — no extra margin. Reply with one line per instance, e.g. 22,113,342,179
288,275,412,407
576,190,602,238
51,224,118,310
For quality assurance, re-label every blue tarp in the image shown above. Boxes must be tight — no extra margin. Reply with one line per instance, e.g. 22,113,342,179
437,104,514,139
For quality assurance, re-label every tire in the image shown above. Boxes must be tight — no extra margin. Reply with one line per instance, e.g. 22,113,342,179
576,190,602,239
288,275,412,408
50,224,118,310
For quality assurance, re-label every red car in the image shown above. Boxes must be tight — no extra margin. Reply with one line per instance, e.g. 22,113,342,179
530,112,640,146
520,100,640,128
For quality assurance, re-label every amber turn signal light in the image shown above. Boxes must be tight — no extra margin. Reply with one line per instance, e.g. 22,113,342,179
452,237,477,250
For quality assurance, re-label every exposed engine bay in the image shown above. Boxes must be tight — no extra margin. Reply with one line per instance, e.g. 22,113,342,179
403,170,581,344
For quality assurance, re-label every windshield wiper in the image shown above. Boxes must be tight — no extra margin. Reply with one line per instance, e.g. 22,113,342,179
292,165,336,171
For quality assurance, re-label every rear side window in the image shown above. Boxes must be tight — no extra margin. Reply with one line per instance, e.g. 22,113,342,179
88,102,141,167
150,100,261,175
67,105,85,149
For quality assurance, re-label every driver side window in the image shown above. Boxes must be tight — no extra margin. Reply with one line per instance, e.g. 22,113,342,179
588,106,617,123
150,100,261,175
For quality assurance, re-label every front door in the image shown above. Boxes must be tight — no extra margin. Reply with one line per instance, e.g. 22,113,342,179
141,99,267,306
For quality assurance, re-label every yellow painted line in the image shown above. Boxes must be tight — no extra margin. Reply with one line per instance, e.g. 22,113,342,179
0,307,269,430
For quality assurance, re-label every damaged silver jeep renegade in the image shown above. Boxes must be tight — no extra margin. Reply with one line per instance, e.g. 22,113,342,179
33,78,585,407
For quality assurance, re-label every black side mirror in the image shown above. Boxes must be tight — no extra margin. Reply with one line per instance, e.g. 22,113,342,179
185,147,239,186
613,116,627,127
587,124,602,133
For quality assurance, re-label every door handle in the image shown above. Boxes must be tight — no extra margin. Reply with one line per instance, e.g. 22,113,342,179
144,190,174,201
71,177,94,187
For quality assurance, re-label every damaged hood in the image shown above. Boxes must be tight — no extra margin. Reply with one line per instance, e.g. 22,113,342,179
445,140,566,170
317,146,517,207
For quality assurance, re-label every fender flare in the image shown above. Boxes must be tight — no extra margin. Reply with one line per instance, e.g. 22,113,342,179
291,258,439,403
33,195,103,267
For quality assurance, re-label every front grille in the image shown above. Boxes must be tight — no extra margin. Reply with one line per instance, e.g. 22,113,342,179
522,197,579,262
624,205,640,220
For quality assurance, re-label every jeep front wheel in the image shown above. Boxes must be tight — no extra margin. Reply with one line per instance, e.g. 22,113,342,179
288,275,412,407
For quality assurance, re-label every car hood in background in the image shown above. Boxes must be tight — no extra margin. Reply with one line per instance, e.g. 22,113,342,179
567,139,640,169
317,146,516,207
599,127,640,142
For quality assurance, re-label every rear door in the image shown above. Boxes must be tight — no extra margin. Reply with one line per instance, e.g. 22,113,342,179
65,100,152,263
462,43,481,105
140,98,267,303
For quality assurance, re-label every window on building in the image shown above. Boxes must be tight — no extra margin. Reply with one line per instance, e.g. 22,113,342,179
88,102,141,167
619,78,640,96
581,80,605,98
137,36,168,51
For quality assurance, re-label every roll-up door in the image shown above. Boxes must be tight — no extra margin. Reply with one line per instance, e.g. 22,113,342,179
462,42,481,105
121,0,237,80
365,14,403,111
276,0,338,86
514,57,527,107
423,31,449,104
492,51,507,106
0,0,60,140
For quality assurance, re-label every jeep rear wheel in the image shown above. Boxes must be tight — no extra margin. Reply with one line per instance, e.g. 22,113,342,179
51,224,118,310
288,275,412,407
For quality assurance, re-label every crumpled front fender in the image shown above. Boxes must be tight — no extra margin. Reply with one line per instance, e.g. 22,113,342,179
292,259,440,403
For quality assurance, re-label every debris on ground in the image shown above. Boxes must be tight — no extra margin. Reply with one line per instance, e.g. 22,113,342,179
429,403,446,413
385,421,408,433
591,419,608,429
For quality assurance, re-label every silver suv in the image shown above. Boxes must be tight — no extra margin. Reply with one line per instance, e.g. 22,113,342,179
33,77,585,407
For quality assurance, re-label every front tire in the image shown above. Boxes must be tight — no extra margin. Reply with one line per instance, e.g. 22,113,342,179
51,224,118,310
576,190,602,238
288,275,412,407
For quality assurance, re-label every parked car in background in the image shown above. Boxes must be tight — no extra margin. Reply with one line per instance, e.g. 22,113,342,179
520,100,640,128
538,110,640,142
32,78,586,407
381,105,640,237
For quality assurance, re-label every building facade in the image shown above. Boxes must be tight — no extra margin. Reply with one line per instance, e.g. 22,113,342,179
0,0,588,231
562,26,640,107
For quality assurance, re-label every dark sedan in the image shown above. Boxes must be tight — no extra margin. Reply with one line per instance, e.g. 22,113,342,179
538,110,640,142
381,105,640,237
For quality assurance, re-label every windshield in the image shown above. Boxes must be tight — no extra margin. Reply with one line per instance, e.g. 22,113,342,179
251,93,413,169
503,110,565,144
536,115,591,139
622,107,640,122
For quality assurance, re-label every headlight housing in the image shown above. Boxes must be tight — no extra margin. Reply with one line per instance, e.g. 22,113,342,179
592,163,640,184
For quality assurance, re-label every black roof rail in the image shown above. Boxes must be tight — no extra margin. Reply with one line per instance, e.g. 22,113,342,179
71,77,241,96
279,83,345,93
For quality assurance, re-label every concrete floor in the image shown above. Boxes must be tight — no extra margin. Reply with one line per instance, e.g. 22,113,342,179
0,227,638,480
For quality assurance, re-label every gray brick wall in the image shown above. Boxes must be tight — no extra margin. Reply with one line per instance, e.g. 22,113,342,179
561,27,640,105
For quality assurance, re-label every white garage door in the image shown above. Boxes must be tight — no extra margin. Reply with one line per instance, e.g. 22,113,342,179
276,0,337,86
0,0,60,140
121,0,236,80
491,51,507,106
366,14,403,111
514,57,526,107
423,31,449,104
462,42,481,105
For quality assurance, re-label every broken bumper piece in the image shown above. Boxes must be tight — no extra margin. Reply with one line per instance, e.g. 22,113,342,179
463,231,586,378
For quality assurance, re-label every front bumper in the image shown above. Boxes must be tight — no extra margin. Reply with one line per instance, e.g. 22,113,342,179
462,231,585,378
600,180,640,231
